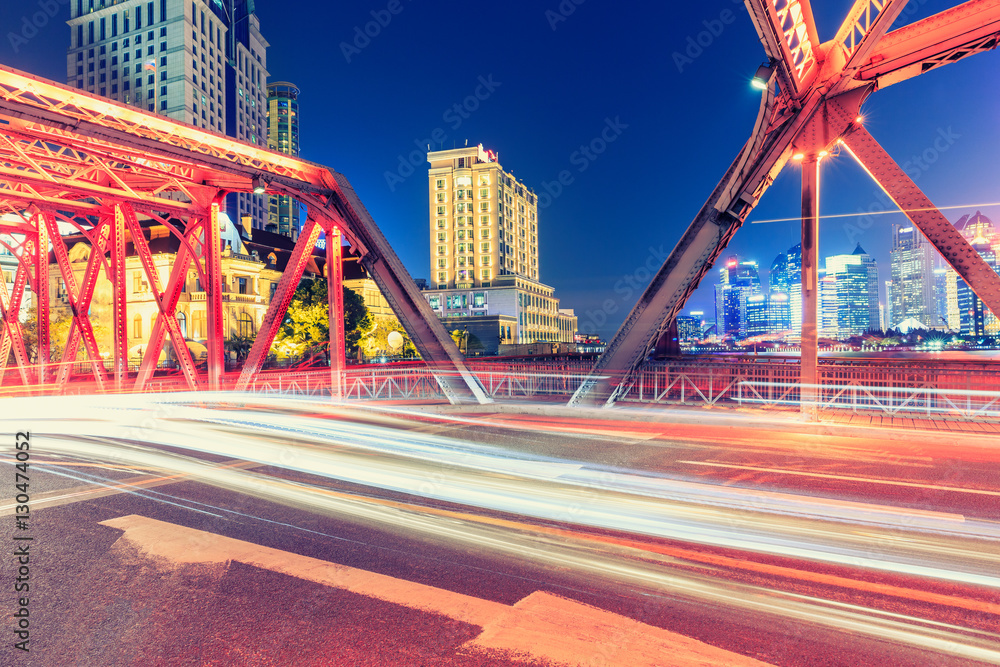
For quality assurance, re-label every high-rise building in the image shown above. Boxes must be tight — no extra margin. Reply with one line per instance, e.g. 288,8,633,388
266,81,301,238
427,145,538,289
714,256,761,338
938,211,1000,335
824,244,880,337
422,144,575,346
767,292,791,332
819,271,839,338
956,237,999,336
887,225,937,329
67,0,269,229
934,267,959,331
770,244,802,334
744,294,769,337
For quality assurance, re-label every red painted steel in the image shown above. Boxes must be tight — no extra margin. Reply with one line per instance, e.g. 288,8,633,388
800,157,820,418
236,217,324,391
43,210,107,391
206,200,224,391
572,0,1000,407
55,221,110,389
111,206,128,390
33,214,49,386
327,228,346,400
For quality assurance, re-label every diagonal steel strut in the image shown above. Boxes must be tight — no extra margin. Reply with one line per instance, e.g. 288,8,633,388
840,126,1000,322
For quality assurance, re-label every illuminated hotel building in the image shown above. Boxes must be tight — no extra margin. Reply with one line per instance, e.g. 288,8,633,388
423,145,576,346
266,81,301,238
427,144,538,289
67,0,269,230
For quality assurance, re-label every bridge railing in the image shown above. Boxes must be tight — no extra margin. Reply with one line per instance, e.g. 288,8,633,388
617,357,1000,421
5,355,1000,421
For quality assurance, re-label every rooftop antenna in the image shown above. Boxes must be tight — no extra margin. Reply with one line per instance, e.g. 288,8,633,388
465,139,468,147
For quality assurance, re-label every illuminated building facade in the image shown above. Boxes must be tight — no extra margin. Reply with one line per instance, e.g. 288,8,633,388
427,144,538,289
266,81,301,238
824,245,880,337
770,244,802,334
67,0,270,230
887,225,938,330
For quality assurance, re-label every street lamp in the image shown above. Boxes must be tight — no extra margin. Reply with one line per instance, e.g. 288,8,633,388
751,61,776,91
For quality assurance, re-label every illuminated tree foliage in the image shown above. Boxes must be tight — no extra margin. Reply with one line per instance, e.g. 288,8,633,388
272,278,371,358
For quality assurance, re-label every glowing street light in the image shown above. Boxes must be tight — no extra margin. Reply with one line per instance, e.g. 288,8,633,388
751,62,775,91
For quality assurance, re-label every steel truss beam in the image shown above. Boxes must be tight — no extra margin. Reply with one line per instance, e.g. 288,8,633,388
327,229,346,400
43,209,107,391
840,126,1000,318
574,0,1000,407
0,64,482,400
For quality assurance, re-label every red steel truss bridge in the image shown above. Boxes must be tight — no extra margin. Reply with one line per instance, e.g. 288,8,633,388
571,0,1000,409
0,65,488,404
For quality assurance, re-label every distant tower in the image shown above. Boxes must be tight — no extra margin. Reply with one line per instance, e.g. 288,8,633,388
888,224,937,329
824,244,880,337
267,81,301,238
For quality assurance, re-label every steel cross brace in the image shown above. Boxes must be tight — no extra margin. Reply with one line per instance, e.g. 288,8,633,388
121,203,201,393
0,250,31,387
840,126,1000,320
236,216,325,391
33,213,49,386
55,221,111,390
42,210,108,391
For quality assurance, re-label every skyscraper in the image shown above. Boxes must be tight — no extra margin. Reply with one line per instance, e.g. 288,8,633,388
956,236,999,336
939,211,1000,335
714,256,761,338
67,0,269,229
427,145,537,289
888,225,938,330
824,245,880,338
770,244,802,334
266,81,301,238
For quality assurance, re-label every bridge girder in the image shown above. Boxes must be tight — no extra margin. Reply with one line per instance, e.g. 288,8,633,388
571,0,1000,407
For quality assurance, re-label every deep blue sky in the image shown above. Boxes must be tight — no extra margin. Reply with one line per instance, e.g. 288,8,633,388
2,1,997,338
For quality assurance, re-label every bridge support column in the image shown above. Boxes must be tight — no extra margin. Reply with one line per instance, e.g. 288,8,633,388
33,214,50,387
800,157,820,420
327,227,345,400
206,199,224,391
111,206,128,391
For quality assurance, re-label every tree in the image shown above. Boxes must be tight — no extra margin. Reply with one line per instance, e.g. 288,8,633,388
272,278,371,359
225,332,255,362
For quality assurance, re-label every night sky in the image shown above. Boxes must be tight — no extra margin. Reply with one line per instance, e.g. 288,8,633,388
2,1,997,339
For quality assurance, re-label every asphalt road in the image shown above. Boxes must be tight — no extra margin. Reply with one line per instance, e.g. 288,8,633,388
1,393,998,666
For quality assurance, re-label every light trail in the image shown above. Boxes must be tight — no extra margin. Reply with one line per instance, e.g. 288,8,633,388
678,460,1000,497
3,393,999,663
748,201,1000,225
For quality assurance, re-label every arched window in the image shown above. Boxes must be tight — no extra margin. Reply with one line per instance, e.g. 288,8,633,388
237,313,254,338
177,312,187,338
133,314,143,339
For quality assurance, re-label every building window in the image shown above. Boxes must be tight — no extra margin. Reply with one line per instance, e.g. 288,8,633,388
436,179,445,189
177,312,187,338
133,315,143,339
237,313,254,337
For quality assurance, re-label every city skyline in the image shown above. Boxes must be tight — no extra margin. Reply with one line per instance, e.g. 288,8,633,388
2,1,997,340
